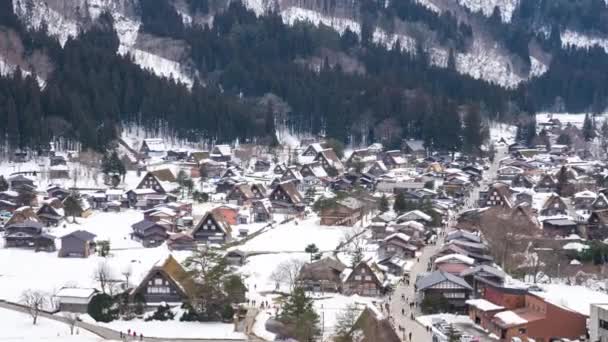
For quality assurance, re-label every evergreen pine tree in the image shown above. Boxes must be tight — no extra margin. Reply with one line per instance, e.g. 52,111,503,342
583,114,596,141
463,106,483,156
447,48,457,71
279,288,320,342
0,176,8,192
379,194,389,213
393,192,407,213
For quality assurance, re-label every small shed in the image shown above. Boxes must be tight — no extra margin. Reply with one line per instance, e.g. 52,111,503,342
56,288,97,313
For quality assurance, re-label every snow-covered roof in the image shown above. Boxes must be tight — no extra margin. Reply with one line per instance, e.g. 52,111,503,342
56,287,96,299
384,232,410,243
494,310,527,326
434,253,475,265
530,284,608,316
142,138,166,152
562,242,589,252
466,299,504,312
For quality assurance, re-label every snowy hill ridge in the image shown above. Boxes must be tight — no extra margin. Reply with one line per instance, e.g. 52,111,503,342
11,0,194,86
248,0,545,87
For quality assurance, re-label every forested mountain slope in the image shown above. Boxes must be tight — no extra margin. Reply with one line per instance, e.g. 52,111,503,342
1,0,608,152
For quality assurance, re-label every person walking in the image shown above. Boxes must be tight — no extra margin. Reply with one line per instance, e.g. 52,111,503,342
140,333,143,341
409,332,412,341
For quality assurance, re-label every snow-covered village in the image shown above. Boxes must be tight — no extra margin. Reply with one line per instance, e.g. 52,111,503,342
0,113,608,342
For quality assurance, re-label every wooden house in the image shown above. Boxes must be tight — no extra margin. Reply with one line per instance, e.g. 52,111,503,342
319,197,364,226
47,185,70,201
252,199,273,222
314,149,344,175
342,262,385,296
434,253,475,274
131,255,196,306
59,230,96,257
351,307,401,342
269,181,304,214
199,160,226,178
382,150,407,169
511,174,534,189
254,159,271,173
4,221,55,251
380,233,417,258
8,174,35,191
210,145,232,162
131,220,169,247
479,183,513,208
401,139,425,158
592,193,608,212
297,257,346,293
36,198,65,226
139,139,166,158
62,195,92,218
415,270,472,313
226,183,255,206
167,233,196,251
587,211,608,240
301,143,325,157
191,212,231,244
539,194,568,217
535,174,557,193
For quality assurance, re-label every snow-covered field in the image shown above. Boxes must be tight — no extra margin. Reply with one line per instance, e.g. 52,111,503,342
489,122,516,145
98,319,245,339
0,244,182,304
536,112,608,129
0,307,107,342
237,216,357,253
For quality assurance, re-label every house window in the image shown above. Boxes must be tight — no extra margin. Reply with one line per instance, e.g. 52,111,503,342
600,319,608,330
148,286,171,294
154,278,163,285
365,276,372,281
518,328,527,334
354,275,362,281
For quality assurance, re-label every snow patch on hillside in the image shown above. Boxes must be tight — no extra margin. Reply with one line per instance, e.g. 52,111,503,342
529,56,548,78
281,7,361,34
429,40,546,88
0,56,46,87
122,48,194,87
562,29,608,54
13,0,79,46
12,0,194,87
414,0,442,13
457,0,520,22
373,29,417,51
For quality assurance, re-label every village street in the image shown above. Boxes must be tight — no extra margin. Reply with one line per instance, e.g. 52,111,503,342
386,146,506,341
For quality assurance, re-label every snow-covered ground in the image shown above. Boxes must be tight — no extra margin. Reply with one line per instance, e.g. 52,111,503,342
536,112,608,129
489,122,516,145
98,319,245,339
0,212,188,304
0,307,107,342
457,0,520,23
237,216,357,253
562,29,608,54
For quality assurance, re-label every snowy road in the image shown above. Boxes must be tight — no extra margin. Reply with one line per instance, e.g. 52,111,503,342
385,146,507,341
0,301,248,342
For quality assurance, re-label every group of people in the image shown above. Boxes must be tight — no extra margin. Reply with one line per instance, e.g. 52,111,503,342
119,329,143,341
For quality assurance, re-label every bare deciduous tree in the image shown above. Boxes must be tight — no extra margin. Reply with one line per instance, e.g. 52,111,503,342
20,290,46,325
65,313,78,335
121,264,133,289
478,207,538,272
93,261,113,294
270,258,306,292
